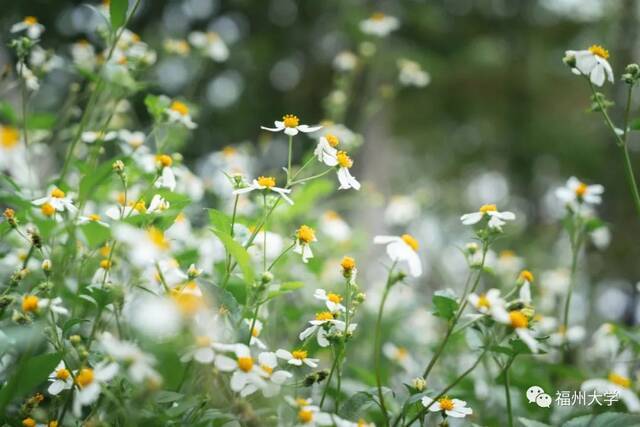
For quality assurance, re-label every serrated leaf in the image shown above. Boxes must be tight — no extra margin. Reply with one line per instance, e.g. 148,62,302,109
110,0,128,30
211,229,255,286
432,289,459,320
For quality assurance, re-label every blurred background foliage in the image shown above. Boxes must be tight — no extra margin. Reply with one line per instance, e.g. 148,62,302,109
2,0,640,349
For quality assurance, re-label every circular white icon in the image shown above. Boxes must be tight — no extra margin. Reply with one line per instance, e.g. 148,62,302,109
536,393,552,408
526,385,545,403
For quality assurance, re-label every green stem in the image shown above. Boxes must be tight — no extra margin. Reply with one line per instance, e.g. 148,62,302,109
562,222,582,329
374,263,397,427
290,168,333,186
422,241,489,379
320,348,340,408
504,356,515,427
267,242,295,272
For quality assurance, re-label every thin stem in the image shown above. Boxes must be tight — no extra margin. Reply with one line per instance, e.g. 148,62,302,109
422,241,489,379
247,300,261,347
287,135,293,184
562,224,582,330
504,356,516,427
374,262,397,427
267,242,295,272
290,168,333,186
320,348,340,408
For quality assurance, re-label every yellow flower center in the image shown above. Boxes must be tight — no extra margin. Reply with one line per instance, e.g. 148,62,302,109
22,418,36,427
24,16,38,25
401,234,419,252
251,326,260,337
133,200,147,213
0,127,20,149
325,134,340,147
500,250,515,259
100,244,111,258
257,176,276,188
156,154,173,168
298,409,314,423
171,286,203,315
438,397,455,411
282,114,299,128
261,364,273,375
22,295,39,312
395,347,408,360
196,336,211,347
336,151,353,168
49,421,58,427
519,270,534,283
147,227,170,250
292,349,308,360
295,398,310,406
341,256,356,271
589,44,609,59
477,294,491,309
608,372,631,388
88,214,101,222
222,146,236,156
237,356,254,372
575,182,588,197
509,311,528,329
170,101,189,116
56,368,70,380
100,259,112,270
479,204,497,213
296,225,315,243
327,293,342,304
75,368,95,388
371,12,386,21
51,188,66,198
357,420,369,427
315,311,334,321
41,203,56,217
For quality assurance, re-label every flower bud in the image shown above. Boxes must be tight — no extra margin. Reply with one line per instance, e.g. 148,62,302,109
626,63,640,77
42,259,52,273
3,208,17,228
465,242,478,255
411,377,426,391
112,160,125,173
70,334,82,345
562,53,576,68
187,263,202,279
260,271,274,285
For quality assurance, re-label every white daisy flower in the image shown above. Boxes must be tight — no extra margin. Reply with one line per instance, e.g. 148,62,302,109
314,134,340,166
548,324,586,347
33,188,77,216
468,288,509,319
114,225,171,267
589,323,620,360
99,332,160,385
383,342,417,372
373,234,422,277
360,12,399,37
118,129,146,150
16,63,39,91
47,361,73,395
398,59,431,87
81,130,118,144
299,311,336,347
460,204,515,231
78,213,110,227
319,210,351,243
166,100,197,129
188,31,229,62
261,114,322,136
244,318,267,350
493,310,539,353
148,194,171,214
294,405,335,426
313,289,345,313
11,16,45,39
335,151,361,190
71,40,97,70
294,225,317,263
333,51,358,72
565,45,614,87
276,348,319,368
582,369,640,412
421,396,473,418
555,176,604,209
38,297,69,317
518,270,534,304
214,344,267,396
154,154,177,192
72,361,119,416
252,352,292,397
233,176,294,205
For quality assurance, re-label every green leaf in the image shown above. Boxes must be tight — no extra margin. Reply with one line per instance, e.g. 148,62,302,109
267,281,304,299
79,158,118,204
0,352,61,412
208,208,231,234
110,0,128,30
145,94,171,121
211,229,255,286
206,280,241,322
518,418,552,427
562,413,640,427
432,289,459,320
81,221,111,247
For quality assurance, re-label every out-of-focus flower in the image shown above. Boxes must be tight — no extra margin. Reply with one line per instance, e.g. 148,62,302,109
333,51,358,72
233,176,293,205
163,38,191,56
166,100,197,129
313,289,345,313
99,332,160,384
468,289,509,319
17,63,39,91
383,342,416,372
555,177,604,209
72,362,119,416
254,352,292,397
47,361,73,395
215,344,267,395
154,154,177,191
114,225,171,266
261,114,322,136
244,318,267,349
384,196,420,226
582,368,640,411
276,348,319,368
460,204,515,231
494,310,539,353
397,59,430,87
359,12,399,37
11,16,45,39
118,130,145,150
518,270,534,304
374,234,422,277
421,396,473,418
565,45,613,86
71,40,97,70
188,31,229,62
319,211,351,243
33,188,77,216
81,130,118,144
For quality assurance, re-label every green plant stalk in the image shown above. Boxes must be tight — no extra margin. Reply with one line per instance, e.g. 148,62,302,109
374,262,398,427
504,355,516,427
422,241,489,379
562,214,584,330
